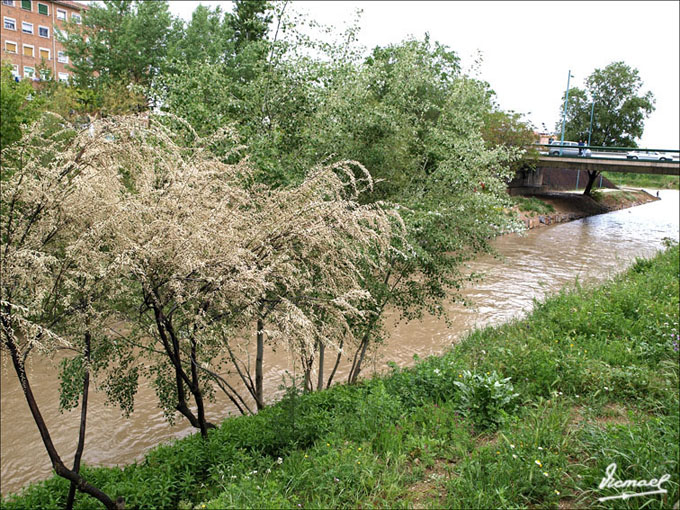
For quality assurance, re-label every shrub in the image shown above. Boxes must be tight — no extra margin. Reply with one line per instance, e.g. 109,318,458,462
454,370,519,430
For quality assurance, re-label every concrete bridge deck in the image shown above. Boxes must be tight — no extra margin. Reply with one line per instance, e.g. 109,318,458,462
538,156,679,176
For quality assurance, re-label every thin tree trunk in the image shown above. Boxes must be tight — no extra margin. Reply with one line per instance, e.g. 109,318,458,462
2,331,121,510
348,333,370,384
255,317,264,410
303,361,312,393
66,332,92,510
153,307,200,428
189,339,214,438
199,365,253,415
316,341,324,391
325,338,344,389
225,340,259,404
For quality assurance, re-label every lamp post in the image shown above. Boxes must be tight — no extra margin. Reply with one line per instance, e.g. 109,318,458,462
587,101,595,146
577,100,595,191
559,70,572,156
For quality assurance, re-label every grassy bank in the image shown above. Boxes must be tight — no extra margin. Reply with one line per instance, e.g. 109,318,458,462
602,172,680,190
3,244,679,509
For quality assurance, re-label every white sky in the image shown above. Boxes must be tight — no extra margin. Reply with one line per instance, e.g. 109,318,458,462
167,0,680,149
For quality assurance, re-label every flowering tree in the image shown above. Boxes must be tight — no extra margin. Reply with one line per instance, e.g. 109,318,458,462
1,114,131,509
100,116,399,420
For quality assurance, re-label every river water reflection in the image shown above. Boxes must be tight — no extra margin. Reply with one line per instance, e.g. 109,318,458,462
2,190,678,494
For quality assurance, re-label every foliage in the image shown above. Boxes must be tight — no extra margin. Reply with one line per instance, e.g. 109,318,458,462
512,196,556,215
601,171,680,190
156,15,527,387
61,0,173,89
230,0,273,51
0,64,43,152
453,370,519,430
558,61,655,147
481,109,539,171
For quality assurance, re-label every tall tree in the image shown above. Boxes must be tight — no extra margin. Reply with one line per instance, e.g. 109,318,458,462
1,115,137,509
165,5,236,67
230,0,273,50
558,61,655,148
61,0,172,89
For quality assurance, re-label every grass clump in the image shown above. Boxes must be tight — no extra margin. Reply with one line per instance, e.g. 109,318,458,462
602,171,680,190
512,196,556,216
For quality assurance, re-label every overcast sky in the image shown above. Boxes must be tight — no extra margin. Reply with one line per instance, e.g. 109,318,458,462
167,1,679,149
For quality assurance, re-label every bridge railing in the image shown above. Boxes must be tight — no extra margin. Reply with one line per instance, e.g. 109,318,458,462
535,144,679,161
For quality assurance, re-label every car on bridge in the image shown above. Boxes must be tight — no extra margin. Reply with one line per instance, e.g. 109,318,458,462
548,141,592,157
626,150,674,161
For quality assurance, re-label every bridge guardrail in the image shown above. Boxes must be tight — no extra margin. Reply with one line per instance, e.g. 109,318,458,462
533,144,679,162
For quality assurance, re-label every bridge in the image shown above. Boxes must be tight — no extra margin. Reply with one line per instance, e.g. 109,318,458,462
511,144,679,189
538,155,679,175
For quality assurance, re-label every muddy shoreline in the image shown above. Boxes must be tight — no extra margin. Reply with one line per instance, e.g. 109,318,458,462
513,189,658,229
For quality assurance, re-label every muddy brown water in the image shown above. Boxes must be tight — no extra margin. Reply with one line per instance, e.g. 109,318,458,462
2,190,678,495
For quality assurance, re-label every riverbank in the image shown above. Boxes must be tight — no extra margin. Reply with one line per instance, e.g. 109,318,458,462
512,189,658,229
3,244,678,509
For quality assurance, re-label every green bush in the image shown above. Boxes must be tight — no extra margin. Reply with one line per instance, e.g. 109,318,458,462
453,370,519,430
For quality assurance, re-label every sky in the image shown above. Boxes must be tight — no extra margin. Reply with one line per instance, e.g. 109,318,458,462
167,0,680,149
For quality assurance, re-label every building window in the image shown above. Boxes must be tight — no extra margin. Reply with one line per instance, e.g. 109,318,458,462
11,64,20,78
23,44,34,57
71,13,81,24
22,21,33,34
37,2,47,15
2,1,15,7
38,25,49,37
3,17,16,30
23,66,35,78
56,8,66,20
21,0,30,10
39,47,50,60
5,41,18,53
57,51,68,63
58,72,69,82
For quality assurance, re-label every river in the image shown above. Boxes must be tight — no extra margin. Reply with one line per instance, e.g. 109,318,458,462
2,190,678,495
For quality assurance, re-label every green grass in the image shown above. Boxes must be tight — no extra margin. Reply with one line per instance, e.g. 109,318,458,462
602,172,680,190
512,196,556,216
3,244,679,510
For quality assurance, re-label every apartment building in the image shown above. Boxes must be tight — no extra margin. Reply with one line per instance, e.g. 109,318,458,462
1,0,87,82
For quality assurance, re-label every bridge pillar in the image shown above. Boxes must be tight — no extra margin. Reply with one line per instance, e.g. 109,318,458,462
508,167,543,189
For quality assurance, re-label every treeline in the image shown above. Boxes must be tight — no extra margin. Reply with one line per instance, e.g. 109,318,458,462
2,1,536,508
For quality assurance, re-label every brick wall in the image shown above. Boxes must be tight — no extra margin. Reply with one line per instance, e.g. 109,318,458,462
1,0,87,82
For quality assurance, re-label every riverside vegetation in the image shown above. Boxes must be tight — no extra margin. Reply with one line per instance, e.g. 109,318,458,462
3,243,678,509
1,2,671,507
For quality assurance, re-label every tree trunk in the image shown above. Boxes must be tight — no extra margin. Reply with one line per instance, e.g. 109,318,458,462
348,333,370,384
316,341,324,391
325,338,344,389
583,170,599,196
189,339,214,438
255,317,264,410
66,332,92,510
152,304,215,433
2,331,121,510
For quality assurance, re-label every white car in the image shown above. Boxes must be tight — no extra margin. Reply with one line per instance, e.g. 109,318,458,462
549,141,591,157
626,151,674,162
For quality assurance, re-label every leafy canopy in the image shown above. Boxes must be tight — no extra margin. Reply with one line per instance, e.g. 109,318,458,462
558,61,655,147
